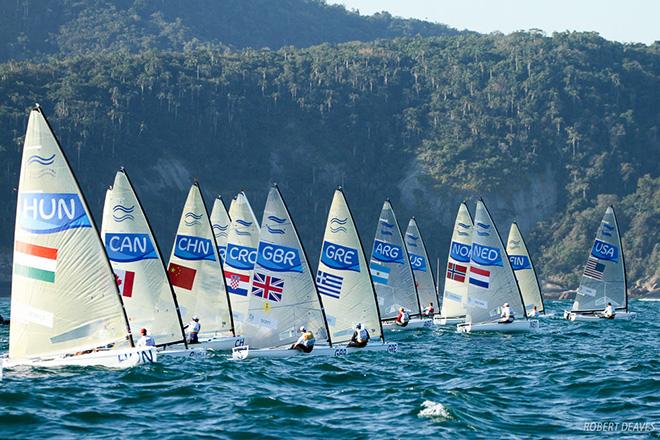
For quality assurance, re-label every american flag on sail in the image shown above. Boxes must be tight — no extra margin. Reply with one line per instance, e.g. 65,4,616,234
583,257,605,280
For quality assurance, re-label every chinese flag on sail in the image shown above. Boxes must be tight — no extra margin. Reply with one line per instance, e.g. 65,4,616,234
168,262,196,290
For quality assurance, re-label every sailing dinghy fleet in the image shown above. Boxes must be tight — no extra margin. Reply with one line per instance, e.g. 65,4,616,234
0,106,639,371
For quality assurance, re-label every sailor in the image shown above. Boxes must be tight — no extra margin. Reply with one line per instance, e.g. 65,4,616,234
395,307,410,327
528,306,540,319
348,323,370,348
422,302,435,317
184,316,201,344
290,326,316,353
499,303,514,323
136,328,155,347
602,302,616,319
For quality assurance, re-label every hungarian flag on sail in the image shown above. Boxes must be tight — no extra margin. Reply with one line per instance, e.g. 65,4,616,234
225,271,250,296
113,268,135,297
14,241,58,283
168,262,196,290
446,262,467,282
468,266,490,289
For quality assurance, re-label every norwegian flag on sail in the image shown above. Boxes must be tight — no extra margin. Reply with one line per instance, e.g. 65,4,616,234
446,262,467,283
114,268,135,297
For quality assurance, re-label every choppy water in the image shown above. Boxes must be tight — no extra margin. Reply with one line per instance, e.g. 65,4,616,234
1,298,658,439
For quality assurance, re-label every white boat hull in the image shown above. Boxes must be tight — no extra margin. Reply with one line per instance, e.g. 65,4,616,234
159,347,208,358
457,320,539,333
563,310,637,321
167,335,245,352
433,315,465,326
382,317,433,331
232,342,399,360
1,347,158,369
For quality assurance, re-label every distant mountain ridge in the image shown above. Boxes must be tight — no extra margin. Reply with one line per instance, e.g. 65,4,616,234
0,0,461,61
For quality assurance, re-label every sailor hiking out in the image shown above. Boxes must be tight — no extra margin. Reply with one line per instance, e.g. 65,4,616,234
348,323,370,348
290,326,316,353
395,307,410,327
184,316,201,344
499,303,514,324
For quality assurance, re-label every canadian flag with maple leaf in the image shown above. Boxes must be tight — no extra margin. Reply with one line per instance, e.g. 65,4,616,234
113,268,135,297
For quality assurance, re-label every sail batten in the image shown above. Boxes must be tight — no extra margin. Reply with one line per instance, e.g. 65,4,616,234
370,200,421,319
101,169,186,346
463,200,527,324
440,203,473,318
168,183,234,337
404,217,438,311
317,189,384,344
244,186,330,349
10,107,132,360
572,206,627,312
506,222,545,314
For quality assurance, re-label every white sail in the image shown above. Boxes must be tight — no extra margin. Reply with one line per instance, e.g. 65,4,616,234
167,183,234,337
210,196,231,263
464,200,527,324
506,222,545,314
10,107,132,360
244,185,329,349
223,192,261,335
369,200,420,319
572,206,627,312
317,188,383,344
404,217,438,310
440,203,473,318
101,169,186,346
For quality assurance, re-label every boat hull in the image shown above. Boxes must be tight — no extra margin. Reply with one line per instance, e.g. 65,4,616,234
563,310,637,321
232,342,399,360
159,347,208,358
1,347,158,369
457,320,539,334
167,335,245,351
433,315,465,326
382,317,433,331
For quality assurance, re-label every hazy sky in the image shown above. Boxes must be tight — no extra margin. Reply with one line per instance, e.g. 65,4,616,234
327,0,658,44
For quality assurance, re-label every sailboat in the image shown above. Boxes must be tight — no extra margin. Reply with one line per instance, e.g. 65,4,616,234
404,217,439,316
101,169,205,358
506,222,546,317
435,202,473,326
2,106,156,369
210,195,231,263
223,192,261,335
370,200,431,330
167,182,243,350
314,188,398,353
457,200,539,333
233,184,341,359
564,206,636,321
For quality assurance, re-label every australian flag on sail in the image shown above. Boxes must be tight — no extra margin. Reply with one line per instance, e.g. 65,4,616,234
583,257,605,280
251,272,284,302
316,270,343,299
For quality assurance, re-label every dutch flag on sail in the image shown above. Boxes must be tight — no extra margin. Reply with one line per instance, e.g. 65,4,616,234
468,266,490,289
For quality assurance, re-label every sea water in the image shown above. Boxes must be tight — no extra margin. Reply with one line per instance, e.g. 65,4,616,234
0,298,658,439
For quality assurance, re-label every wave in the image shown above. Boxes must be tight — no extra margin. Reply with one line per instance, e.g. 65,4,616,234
37,169,56,178
330,217,348,225
113,204,135,213
380,230,393,236
379,219,394,228
267,215,287,224
267,225,286,234
418,401,451,420
406,233,419,241
509,240,521,246
236,230,251,236
184,220,202,226
476,222,490,229
184,212,203,220
113,214,135,222
330,226,347,233
212,224,229,231
476,231,490,236
457,222,471,229
406,242,417,247
457,231,470,237
602,222,615,231
602,230,612,237
27,154,56,166
236,219,253,227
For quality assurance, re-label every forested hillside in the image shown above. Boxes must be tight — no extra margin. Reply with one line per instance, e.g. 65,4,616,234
0,0,459,61
1,30,658,294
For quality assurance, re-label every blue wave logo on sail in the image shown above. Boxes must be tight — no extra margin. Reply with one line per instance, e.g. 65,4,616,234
471,243,503,266
174,235,216,261
601,222,615,231
406,233,419,241
184,212,202,226
409,253,427,271
508,239,521,249
235,230,252,236
450,241,471,263
406,241,417,248
457,231,470,237
476,231,490,236
476,222,491,229
330,217,348,225
508,255,531,271
27,154,56,166
330,226,347,233
225,243,257,270
457,222,471,229
591,239,618,262
321,241,360,272
212,223,229,237
112,204,135,222
257,242,303,272
235,219,253,227
18,193,91,234
267,215,287,224
372,239,404,264
266,225,286,234
105,233,157,262
379,219,394,228
601,230,612,237
380,229,394,236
